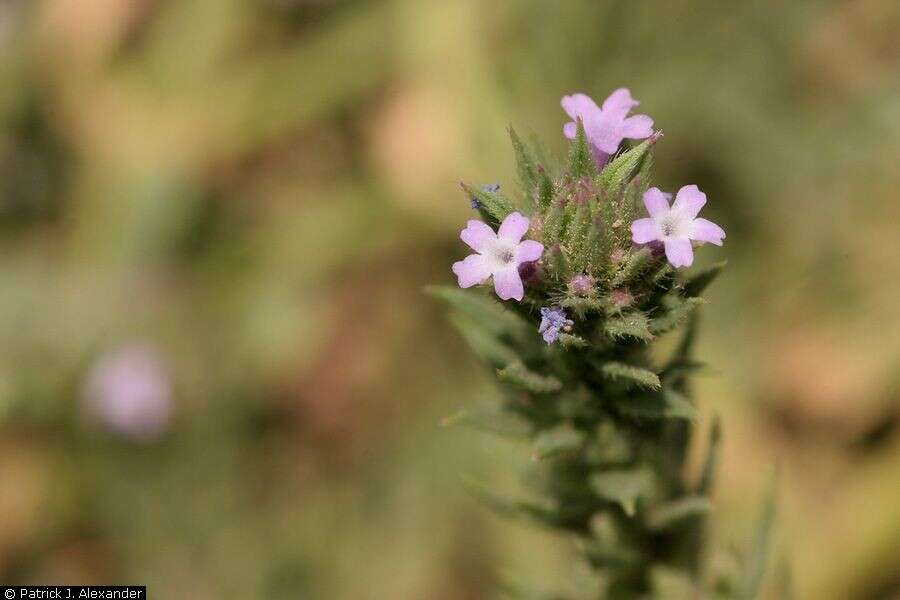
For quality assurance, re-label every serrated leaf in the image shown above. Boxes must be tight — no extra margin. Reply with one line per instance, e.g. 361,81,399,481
441,405,531,438
535,165,554,213
462,478,564,528
585,421,632,466
623,144,654,222
565,201,592,268
448,313,519,367
426,285,532,341
462,182,516,223
498,360,563,394
597,134,659,198
699,415,721,495
567,119,597,180
600,361,661,390
609,247,654,287
738,470,778,599
683,260,726,297
589,468,654,516
509,126,539,201
558,333,588,349
646,495,712,531
675,311,699,354
534,423,585,459
604,312,654,341
649,296,707,335
544,243,570,280
560,295,607,316
618,388,697,421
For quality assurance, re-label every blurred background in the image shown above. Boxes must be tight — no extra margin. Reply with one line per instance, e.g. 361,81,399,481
0,0,898,598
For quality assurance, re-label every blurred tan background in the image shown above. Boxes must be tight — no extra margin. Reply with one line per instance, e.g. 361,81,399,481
0,0,899,598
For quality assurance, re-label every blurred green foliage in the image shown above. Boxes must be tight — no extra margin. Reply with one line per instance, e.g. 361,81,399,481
0,0,898,598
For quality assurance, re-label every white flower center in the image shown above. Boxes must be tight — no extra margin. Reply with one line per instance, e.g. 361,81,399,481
484,239,518,270
657,213,689,239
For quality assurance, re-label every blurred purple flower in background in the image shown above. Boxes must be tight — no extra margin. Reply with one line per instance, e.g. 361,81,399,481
82,344,174,442
631,185,726,268
561,88,654,167
538,307,573,344
452,212,544,301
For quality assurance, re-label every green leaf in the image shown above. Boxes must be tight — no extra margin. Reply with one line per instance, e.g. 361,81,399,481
498,361,563,394
600,361,661,390
683,260,726,297
565,200,592,269
604,312,654,341
535,165,554,213
527,131,556,173
544,243,571,280
462,478,564,528
462,181,516,223
597,134,659,198
699,415,721,495
649,296,707,335
618,388,697,421
609,247,654,288
448,313,519,367
441,405,531,438
426,286,532,342
590,468,654,516
646,495,712,531
584,421,632,466
567,119,597,180
534,423,585,459
622,141,654,222
558,333,588,349
738,470,779,599
509,126,539,200
560,295,607,317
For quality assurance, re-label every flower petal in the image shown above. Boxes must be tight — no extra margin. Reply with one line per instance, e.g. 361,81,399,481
620,114,654,139
561,93,599,120
585,117,621,153
631,218,661,244
516,240,544,263
690,218,726,245
664,238,694,268
460,219,496,251
601,88,639,119
590,146,611,168
673,185,707,219
498,212,530,242
452,255,493,288
563,121,577,139
493,267,524,301
642,187,671,217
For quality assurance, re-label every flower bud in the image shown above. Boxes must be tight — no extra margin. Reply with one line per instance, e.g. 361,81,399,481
518,259,544,287
568,274,595,296
610,288,634,309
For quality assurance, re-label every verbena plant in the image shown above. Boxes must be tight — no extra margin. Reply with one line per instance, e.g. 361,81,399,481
430,90,773,599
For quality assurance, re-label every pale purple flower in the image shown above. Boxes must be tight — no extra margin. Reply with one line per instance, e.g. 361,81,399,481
561,88,654,167
82,344,173,442
538,307,573,344
452,212,544,301
630,185,726,268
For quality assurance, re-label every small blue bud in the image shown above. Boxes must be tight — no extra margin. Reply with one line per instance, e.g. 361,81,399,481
471,183,501,210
